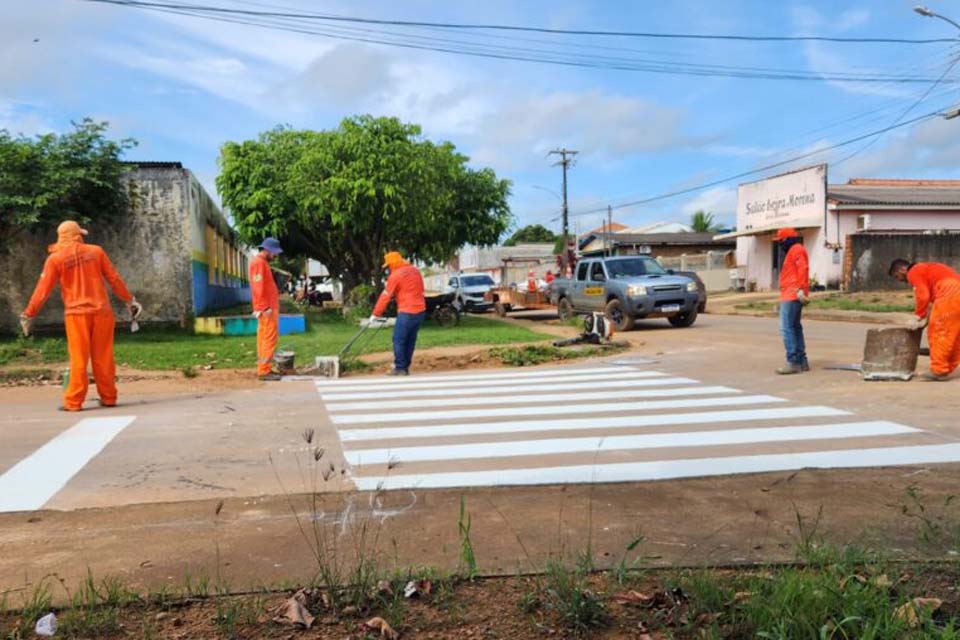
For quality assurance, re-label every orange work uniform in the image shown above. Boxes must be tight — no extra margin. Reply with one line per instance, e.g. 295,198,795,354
249,254,280,376
907,262,960,376
779,243,810,302
24,238,133,411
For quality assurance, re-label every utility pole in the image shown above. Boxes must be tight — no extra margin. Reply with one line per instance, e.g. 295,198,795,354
549,148,577,275
607,205,613,257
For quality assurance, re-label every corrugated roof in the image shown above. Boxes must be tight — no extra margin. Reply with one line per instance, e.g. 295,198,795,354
828,184,960,207
123,161,184,169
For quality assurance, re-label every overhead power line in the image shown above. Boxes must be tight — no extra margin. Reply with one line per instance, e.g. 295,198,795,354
562,105,956,219
81,0,959,44
81,0,960,84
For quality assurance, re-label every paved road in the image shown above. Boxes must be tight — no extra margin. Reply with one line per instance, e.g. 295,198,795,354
1,313,958,513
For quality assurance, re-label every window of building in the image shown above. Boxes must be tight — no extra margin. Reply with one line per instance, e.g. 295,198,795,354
205,226,217,285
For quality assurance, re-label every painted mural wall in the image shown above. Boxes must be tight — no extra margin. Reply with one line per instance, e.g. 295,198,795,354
184,171,251,314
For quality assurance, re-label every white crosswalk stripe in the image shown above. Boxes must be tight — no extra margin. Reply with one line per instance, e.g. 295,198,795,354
315,364,960,490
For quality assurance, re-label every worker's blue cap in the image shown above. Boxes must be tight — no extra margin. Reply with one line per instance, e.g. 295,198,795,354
259,237,283,254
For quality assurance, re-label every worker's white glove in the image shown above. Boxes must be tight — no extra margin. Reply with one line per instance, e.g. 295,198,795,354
908,316,929,331
19,313,32,337
796,289,810,306
127,298,143,319
252,308,273,319
369,314,386,325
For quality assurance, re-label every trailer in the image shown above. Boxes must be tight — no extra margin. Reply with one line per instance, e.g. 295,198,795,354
485,287,555,316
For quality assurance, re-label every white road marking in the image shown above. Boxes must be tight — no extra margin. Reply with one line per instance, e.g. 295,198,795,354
318,371,666,398
0,416,137,513
320,376,698,401
314,366,632,388
326,385,739,412
343,421,919,466
352,443,960,490
332,394,785,425
339,406,849,441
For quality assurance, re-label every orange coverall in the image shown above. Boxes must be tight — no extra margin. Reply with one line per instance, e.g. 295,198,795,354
907,262,960,376
24,238,133,411
249,254,280,376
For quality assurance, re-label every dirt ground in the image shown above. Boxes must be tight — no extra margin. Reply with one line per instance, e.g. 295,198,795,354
2,563,957,639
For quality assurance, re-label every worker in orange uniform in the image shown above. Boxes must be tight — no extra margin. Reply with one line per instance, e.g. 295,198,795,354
249,237,283,381
371,251,426,376
20,221,142,411
774,227,810,375
889,258,960,381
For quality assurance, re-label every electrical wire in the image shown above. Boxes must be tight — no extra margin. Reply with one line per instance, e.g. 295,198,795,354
81,0,960,83
562,105,956,218
81,0,960,44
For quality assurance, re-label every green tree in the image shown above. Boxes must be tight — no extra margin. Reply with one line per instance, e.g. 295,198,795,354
690,209,721,233
218,116,512,292
0,119,137,252
503,224,557,246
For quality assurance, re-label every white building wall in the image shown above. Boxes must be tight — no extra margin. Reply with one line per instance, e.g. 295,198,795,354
858,210,960,231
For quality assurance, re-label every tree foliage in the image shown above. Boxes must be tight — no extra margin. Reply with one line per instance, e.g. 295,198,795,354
503,224,557,247
690,209,721,233
0,119,137,251
217,116,512,291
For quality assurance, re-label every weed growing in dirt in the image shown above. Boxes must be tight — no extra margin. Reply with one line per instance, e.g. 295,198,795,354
17,578,52,626
57,571,138,638
458,496,478,580
898,484,960,554
180,365,198,378
541,558,608,635
269,427,390,616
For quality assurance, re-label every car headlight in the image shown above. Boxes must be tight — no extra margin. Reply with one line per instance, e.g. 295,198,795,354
627,285,647,296
686,281,698,293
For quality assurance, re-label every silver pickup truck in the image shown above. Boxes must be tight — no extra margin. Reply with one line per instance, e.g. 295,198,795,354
551,256,701,331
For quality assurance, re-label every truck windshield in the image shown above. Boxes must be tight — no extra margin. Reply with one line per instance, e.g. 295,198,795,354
462,275,494,287
605,258,667,277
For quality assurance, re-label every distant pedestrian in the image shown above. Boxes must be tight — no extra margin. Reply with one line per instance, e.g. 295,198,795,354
371,251,426,376
774,227,810,374
889,259,960,381
250,237,283,381
20,220,142,411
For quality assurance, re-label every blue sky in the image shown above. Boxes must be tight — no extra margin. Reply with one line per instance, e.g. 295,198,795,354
4,0,960,236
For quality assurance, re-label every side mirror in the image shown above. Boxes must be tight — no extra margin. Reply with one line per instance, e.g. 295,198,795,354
666,269,675,275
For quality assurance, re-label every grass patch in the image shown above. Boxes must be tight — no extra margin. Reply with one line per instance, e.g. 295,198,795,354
735,292,915,314
0,310,550,372
489,343,624,367
808,292,914,313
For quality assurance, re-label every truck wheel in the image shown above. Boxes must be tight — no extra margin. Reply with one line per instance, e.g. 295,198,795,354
557,297,574,321
434,305,461,327
604,299,635,331
668,307,698,328
494,301,508,317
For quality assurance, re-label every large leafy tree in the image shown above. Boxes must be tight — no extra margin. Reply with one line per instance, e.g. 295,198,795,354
0,119,136,252
503,224,557,246
690,209,721,233
218,116,512,291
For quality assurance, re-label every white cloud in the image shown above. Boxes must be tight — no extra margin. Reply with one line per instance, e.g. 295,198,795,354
835,8,871,32
679,186,737,219
0,101,54,136
468,91,692,170
831,117,960,179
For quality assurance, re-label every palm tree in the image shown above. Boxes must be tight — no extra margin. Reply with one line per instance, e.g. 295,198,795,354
690,210,721,233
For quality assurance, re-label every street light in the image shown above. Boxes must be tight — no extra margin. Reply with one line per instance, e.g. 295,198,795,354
914,5,960,32
943,106,960,120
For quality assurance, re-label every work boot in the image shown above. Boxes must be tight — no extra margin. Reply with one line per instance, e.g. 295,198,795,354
776,363,802,375
920,371,950,382
801,360,810,372
387,368,409,376
258,373,282,381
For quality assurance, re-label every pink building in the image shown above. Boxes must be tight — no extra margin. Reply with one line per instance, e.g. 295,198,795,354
718,165,960,291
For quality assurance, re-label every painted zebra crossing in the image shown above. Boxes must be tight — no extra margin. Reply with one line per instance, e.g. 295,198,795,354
315,364,960,491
